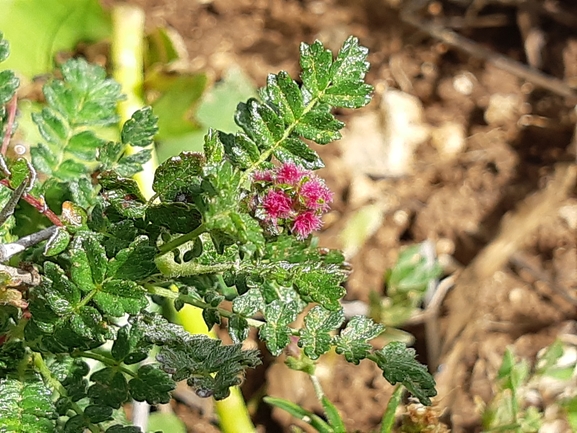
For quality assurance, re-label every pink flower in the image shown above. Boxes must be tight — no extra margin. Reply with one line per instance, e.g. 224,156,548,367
276,162,305,185
262,189,293,219
299,178,333,211
292,210,323,240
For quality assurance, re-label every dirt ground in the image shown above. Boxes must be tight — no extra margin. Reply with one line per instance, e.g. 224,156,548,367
111,0,577,431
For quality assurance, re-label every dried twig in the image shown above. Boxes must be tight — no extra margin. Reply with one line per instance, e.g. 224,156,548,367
401,0,577,99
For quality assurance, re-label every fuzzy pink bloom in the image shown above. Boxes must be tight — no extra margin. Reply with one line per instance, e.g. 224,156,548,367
292,210,323,240
275,162,305,185
262,189,293,219
299,178,333,211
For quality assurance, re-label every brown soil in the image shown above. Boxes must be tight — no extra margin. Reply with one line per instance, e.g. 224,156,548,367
110,0,576,431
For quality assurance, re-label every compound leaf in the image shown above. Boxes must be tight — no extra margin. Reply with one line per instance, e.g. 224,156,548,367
299,306,344,359
121,106,158,147
0,377,56,433
129,364,175,405
372,341,437,406
334,315,384,364
259,300,299,356
88,367,129,409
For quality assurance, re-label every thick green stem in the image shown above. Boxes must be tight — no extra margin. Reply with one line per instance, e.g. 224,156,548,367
71,350,137,378
156,224,207,257
33,353,99,433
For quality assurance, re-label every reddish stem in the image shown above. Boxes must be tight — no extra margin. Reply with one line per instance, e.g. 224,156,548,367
0,179,63,226
1,96,18,156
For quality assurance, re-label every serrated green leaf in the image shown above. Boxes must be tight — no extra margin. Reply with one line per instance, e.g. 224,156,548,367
275,137,324,170
372,341,437,406
67,130,105,160
32,107,69,146
70,306,105,340
0,377,56,433
235,98,283,150
228,315,249,344
93,280,147,317
121,106,158,147
62,413,85,430
97,141,123,168
56,159,89,181
293,264,346,311
260,300,299,356
8,157,32,188
43,261,81,315
299,306,344,359
44,226,71,256
294,108,343,144
334,316,384,364
88,367,129,409
263,71,304,124
220,132,260,169
154,332,260,400
69,177,95,208
30,143,57,175
153,151,204,201
232,288,264,317
99,170,146,203
69,232,107,288
203,128,224,164
300,40,333,97
56,58,122,126
0,70,18,105
111,325,149,365
116,149,152,177
129,365,175,405
107,236,157,281
83,404,113,423
145,203,202,234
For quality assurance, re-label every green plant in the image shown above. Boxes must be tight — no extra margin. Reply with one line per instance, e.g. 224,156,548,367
0,32,436,432
481,341,577,432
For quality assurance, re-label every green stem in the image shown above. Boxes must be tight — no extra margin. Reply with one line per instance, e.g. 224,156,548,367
71,350,137,378
156,224,207,257
145,285,265,328
33,353,99,433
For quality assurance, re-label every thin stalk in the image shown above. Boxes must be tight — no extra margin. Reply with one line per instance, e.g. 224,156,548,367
33,353,99,433
112,4,157,200
145,284,265,329
71,350,137,378
110,6,256,432
156,224,207,257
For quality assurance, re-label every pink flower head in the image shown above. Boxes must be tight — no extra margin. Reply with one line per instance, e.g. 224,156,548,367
292,210,323,240
262,189,293,219
299,178,333,211
276,162,305,185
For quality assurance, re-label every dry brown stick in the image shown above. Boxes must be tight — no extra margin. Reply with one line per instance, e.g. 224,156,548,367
441,164,577,353
434,164,576,428
401,0,577,99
